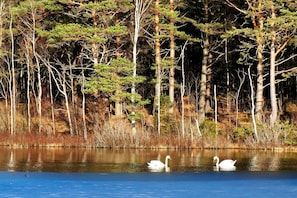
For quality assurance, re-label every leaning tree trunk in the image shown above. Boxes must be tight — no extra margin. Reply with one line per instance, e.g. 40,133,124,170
62,68,73,136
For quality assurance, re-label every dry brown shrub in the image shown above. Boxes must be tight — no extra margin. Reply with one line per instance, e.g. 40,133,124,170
94,117,151,148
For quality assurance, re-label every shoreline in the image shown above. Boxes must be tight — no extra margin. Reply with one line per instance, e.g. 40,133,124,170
1,133,297,151
1,142,297,152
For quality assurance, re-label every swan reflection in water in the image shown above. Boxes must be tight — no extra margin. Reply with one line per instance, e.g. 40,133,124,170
213,156,237,171
213,165,236,172
147,155,171,172
148,166,171,172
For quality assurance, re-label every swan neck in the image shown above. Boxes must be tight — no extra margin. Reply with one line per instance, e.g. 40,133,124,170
215,157,219,167
165,157,169,168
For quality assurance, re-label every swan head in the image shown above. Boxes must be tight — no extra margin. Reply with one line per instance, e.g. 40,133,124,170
166,155,171,160
213,156,219,161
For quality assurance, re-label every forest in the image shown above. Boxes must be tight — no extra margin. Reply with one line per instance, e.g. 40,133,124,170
0,0,296,149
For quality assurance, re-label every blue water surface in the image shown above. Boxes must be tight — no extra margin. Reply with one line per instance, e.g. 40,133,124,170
1,171,297,198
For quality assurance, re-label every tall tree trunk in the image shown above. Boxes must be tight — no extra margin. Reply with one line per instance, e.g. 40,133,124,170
0,1,8,133
48,66,55,135
214,85,218,146
29,3,42,134
69,63,78,135
269,5,277,127
9,11,16,135
154,0,161,135
36,32,42,134
198,34,209,123
255,44,264,121
62,68,73,136
205,52,212,114
92,0,99,67
253,0,265,122
25,41,31,134
198,0,209,123
169,0,175,114
180,41,187,138
225,39,231,127
115,14,122,116
132,1,139,135
131,0,151,135
248,66,259,141
81,70,87,141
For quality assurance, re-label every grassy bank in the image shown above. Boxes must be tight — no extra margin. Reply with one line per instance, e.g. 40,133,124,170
1,132,297,152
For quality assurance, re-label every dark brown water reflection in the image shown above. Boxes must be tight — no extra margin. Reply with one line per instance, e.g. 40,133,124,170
1,147,297,172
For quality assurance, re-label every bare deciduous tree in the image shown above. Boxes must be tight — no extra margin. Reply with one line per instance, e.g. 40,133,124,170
132,0,152,135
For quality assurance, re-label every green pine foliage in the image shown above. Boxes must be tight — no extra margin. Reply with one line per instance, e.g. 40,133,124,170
85,57,149,119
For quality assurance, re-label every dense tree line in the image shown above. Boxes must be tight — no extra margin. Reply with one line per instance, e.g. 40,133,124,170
0,0,296,146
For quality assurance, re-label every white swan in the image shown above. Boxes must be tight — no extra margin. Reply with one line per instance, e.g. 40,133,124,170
213,156,237,171
147,155,171,171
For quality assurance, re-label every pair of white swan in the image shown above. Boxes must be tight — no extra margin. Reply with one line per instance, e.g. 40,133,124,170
213,156,237,171
147,155,171,172
146,155,236,172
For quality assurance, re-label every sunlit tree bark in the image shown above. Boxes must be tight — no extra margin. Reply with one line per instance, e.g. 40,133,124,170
9,10,16,135
198,0,209,123
154,0,161,135
252,0,265,122
168,0,175,114
31,2,43,134
248,66,258,141
47,63,55,135
24,39,32,134
267,0,297,127
0,0,10,133
81,70,87,141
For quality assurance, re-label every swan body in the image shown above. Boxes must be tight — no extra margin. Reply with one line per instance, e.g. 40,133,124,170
213,156,236,171
147,155,171,171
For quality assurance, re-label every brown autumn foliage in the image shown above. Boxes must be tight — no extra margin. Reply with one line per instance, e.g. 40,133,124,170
0,95,297,150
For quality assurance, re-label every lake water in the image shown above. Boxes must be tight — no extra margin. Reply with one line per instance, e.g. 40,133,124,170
1,148,297,197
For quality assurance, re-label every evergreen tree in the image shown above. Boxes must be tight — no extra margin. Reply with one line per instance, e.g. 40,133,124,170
85,57,148,122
